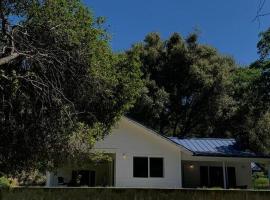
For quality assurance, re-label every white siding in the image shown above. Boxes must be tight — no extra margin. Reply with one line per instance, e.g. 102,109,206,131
235,162,252,188
46,117,267,188
94,118,182,188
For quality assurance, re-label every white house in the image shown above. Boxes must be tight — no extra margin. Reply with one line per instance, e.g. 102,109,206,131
46,117,270,189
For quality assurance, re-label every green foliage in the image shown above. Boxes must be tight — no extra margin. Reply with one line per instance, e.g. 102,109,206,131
1,0,270,177
253,172,266,179
0,0,143,175
250,60,270,70
253,172,269,189
15,170,45,186
128,32,237,137
197,42,270,154
0,177,10,188
257,28,270,60
230,68,261,102
230,66,270,153
254,178,269,189
128,29,270,154
0,176,16,188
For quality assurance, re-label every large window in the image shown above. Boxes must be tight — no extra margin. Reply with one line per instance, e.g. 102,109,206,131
133,157,148,177
150,158,163,177
200,166,236,188
200,166,223,187
133,157,164,178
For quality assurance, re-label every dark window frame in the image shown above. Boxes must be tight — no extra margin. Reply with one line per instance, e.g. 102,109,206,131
133,156,148,178
150,157,164,178
133,156,164,178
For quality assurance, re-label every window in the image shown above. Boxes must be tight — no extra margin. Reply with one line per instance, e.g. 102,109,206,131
150,158,163,177
227,167,236,188
133,157,164,178
71,170,96,186
133,157,148,177
209,167,223,187
200,166,233,188
200,166,209,187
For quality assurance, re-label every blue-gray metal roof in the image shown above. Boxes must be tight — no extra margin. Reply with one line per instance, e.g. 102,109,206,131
168,137,269,158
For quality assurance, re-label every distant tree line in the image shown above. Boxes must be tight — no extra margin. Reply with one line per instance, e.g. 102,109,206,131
127,31,270,155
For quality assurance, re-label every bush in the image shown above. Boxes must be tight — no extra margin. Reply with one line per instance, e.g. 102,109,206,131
254,177,269,189
0,177,11,188
16,170,46,186
253,172,269,189
253,172,265,179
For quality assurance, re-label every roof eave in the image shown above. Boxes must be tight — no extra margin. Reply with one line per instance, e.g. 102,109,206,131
193,152,270,159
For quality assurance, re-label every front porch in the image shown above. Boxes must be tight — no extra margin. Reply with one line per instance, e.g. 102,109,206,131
182,160,251,189
46,153,115,187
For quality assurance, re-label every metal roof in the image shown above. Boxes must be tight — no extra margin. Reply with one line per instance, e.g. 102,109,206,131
168,137,269,158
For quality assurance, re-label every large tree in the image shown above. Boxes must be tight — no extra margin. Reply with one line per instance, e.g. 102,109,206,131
229,67,270,154
0,0,142,175
229,28,270,154
128,32,237,138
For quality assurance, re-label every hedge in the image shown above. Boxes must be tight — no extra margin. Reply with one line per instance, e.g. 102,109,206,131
0,187,270,200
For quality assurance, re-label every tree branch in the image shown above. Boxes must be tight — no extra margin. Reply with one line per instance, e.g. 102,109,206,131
253,0,270,26
0,53,20,65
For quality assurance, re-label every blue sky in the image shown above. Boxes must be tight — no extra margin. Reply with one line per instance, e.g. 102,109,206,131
84,0,270,65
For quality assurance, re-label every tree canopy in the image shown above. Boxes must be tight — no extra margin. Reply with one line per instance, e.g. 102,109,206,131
128,31,270,155
0,0,142,175
229,29,270,154
128,32,237,138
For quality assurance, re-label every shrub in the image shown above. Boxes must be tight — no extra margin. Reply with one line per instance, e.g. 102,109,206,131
252,172,269,189
254,177,269,189
0,177,11,188
253,172,265,179
16,170,46,186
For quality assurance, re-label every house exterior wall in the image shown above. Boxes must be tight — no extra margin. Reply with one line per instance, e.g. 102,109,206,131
46,117,268,188
94,118,182,188
235,162,252,188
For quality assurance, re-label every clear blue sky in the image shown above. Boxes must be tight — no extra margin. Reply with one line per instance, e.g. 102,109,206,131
84,0,270,65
